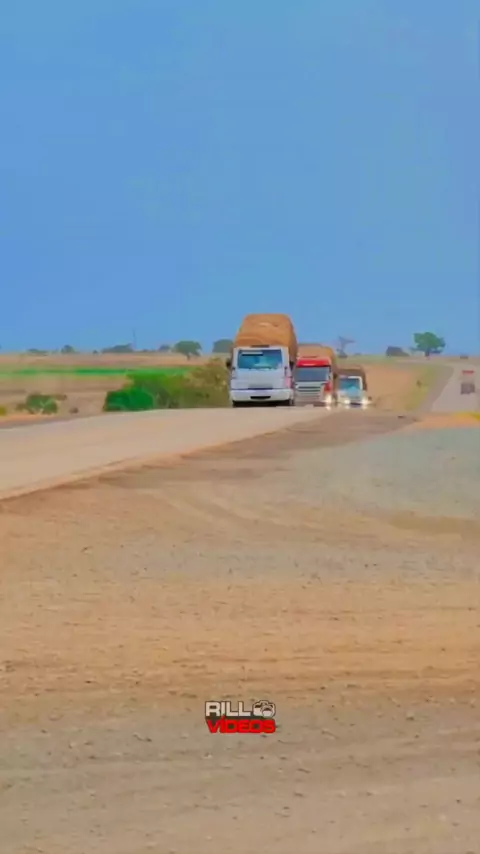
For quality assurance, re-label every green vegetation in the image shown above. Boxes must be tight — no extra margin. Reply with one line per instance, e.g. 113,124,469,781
413,332,445,357
0,405,8,416
172,340,202,359
403,365,445,411
103,359,229,412
16,394,59,414
212,338,233,353
103,387,156,412
0,366,192,377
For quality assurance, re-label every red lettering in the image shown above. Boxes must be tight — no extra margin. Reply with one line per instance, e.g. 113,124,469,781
207,717,276,734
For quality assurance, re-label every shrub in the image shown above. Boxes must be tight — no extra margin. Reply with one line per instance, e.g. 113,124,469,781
103,387,156,412
103,359,230,412
386,346,409,357
0,405,7,416
17,394,59,414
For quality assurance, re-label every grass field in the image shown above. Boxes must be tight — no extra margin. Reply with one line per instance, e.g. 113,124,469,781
0,366,192,377
0,352,455,420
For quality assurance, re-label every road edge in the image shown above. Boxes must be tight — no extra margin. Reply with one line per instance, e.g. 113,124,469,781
416,364,454,415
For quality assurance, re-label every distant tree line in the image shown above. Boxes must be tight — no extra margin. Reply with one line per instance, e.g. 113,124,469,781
19,332,447,358
21,339,235,358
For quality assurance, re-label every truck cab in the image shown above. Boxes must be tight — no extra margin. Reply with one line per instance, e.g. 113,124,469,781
293,357,335,407
337,368,370,408
228,345,294,407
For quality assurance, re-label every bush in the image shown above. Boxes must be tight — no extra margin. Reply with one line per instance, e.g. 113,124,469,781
103,387,156,412
0,405,7,416
17,394,59,414
103,360,230,412
386,346,409,357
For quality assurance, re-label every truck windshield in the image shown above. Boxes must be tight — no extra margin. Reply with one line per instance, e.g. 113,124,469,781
339,376,362,392
237,349,283,370
295,366,330,382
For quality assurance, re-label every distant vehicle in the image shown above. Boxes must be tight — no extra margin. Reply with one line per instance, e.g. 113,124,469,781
294,357,335,407
337,366,370,408
228,314,297,407
460,368,476,395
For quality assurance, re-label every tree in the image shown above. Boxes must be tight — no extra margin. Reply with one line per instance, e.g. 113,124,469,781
61,344,76,354
173,340,202,359
337,336,355,358
413,332,445,357
212,338,233,354
101,343,134,354
385,346,409,357
158,344,171,353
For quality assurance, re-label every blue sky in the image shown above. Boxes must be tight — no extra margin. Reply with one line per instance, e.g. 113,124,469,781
1,1,478,353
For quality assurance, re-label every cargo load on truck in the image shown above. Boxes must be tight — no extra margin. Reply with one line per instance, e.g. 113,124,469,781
298,343,338,375
338,364,367,390
229,314,297,407
233,314,298,365
294,345,338,408
337,364,370,407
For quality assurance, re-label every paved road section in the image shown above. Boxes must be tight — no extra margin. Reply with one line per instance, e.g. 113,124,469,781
430,364,479,413
0,406,329,500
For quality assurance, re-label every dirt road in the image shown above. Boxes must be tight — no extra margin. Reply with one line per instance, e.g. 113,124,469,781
0,406,327,499
430,363,479,412
1,410,479,853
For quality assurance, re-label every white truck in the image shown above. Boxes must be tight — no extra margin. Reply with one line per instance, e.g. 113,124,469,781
227,314,297,407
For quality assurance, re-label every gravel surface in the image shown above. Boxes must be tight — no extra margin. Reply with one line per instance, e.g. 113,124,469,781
1,412,479,854
260,424,480,520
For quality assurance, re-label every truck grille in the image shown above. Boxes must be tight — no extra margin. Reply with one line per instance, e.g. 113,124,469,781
294,384,325,403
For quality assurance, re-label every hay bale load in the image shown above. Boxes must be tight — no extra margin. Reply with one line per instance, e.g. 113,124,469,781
338,364,368,390
233,314,298,365
298,343,338,376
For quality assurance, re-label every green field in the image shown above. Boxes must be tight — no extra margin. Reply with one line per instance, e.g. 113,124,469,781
0,366,192,377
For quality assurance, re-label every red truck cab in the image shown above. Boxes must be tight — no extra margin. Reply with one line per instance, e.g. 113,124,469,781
293,356,335,407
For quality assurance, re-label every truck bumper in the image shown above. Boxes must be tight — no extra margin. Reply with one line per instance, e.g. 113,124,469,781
230,389,293,405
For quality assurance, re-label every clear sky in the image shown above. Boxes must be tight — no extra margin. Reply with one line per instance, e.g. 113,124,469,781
1,1,478,353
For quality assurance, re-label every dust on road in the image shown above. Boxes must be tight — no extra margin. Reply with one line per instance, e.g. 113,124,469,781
1,411,479,854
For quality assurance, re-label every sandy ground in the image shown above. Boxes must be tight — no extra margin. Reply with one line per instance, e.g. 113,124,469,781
1,411,479,853
405,412,480,430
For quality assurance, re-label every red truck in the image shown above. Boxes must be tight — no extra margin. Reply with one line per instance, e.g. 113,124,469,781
293,350,337,407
